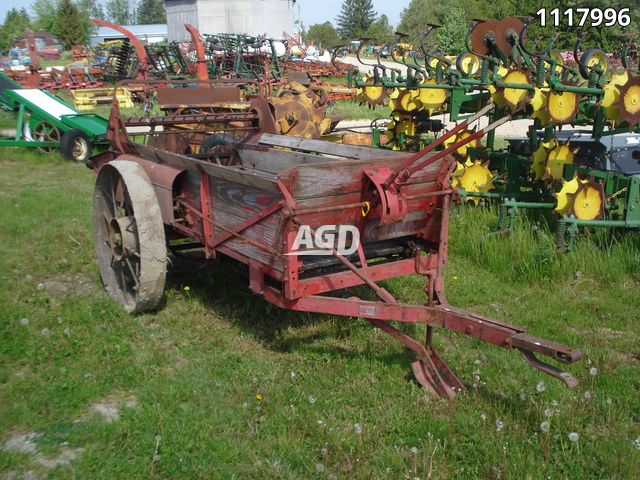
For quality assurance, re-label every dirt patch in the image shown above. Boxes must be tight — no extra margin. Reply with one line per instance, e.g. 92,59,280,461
3,433,83,478
3,432,40,454
83,393,138,423
39,273,96,298
35,444,84,469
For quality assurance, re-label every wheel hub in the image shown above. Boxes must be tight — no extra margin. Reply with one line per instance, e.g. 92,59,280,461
108,216,136,261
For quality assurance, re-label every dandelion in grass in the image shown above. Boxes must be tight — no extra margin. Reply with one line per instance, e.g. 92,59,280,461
540,421,550,433
290,371,296,380
589,367,598,376
320,447,328,456
583,391,592,401
568,432,579,443
452,275,459,281
606,397,612,406
480,413,487,421
474,359,481,365
242,402,248,409
183,285,191,292
410,446,418,455
255,393,263,401
495,419,504,431
544,408,553,418
536,380,546,393
354,423,362,435
317,419,324,427
20,318,29,326
41,328,50,336
519,391,527,401
634,437,640,450
37,283,44,290
315,463,325,473
308,395,316,404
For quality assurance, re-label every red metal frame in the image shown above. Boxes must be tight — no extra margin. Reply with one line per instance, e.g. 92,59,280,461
98,102,583,399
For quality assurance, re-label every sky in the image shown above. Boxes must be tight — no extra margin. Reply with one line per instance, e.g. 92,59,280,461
1,0,408,30
296,0,406,29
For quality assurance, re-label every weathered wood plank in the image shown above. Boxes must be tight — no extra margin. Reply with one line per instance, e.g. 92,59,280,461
132,143,279,192
290,156,445,200
257,133,412,160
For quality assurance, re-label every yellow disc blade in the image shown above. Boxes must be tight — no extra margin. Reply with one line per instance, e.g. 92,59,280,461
459,161,494,193
554,176,579,214
545,142,575,180
623,85,640,116
417,79,447,113
547,92,579,123
572,182,604,220
502,70,530,112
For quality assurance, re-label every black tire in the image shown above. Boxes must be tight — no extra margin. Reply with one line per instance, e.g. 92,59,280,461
60,129,92,163
578,48,607,79
200,133,236,154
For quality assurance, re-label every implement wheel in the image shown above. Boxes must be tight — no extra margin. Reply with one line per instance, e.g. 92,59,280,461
60,128,92,163
93,160,167,313
32,121,60,154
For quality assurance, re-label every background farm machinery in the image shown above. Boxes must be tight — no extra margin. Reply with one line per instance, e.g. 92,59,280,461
0,71,108,162
346,16,640,248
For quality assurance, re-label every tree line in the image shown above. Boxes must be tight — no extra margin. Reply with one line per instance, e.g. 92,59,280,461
306,0,639,55
0,0,166,51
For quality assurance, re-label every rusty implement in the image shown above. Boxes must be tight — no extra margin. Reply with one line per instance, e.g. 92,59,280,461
90,109,582,399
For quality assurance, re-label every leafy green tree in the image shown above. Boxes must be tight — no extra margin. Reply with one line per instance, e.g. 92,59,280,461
31,0,58,32
306,22,340,48
336,0,377,40
137,0,166,24
105,0,136,25
0,8,32,51
437,7,468,54
54,0,89,48
364,14,394,45
397,0,438,44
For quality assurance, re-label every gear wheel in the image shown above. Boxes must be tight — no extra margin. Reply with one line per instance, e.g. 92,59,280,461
546,91,580,124
554,176,580,214
269,82,330,138
500,68,533,113
356,75,390,108
615,74,640,127
545,140,576,180
443,128,479,161
458,160,494,203
569,179,605,220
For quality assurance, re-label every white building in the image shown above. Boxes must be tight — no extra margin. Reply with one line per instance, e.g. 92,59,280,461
165,0,296,41
89,24,168,47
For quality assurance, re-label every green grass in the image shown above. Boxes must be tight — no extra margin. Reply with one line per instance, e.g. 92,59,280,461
329,100,391,121
1,154,640,478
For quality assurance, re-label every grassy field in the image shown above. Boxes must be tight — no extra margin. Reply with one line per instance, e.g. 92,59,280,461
1,152,639,479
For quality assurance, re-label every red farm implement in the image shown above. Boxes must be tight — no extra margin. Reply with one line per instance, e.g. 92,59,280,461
89,103,582,398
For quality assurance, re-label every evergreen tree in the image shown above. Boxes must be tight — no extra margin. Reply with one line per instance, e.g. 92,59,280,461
137,0,166,24
336,0,376,40
54,0,89,48
437,7,467,54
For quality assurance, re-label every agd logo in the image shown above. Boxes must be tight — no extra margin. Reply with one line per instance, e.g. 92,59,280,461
286,225,360,256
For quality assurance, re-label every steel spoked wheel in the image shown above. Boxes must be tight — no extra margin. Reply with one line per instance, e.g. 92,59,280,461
93,160,167,313
32,121,60,153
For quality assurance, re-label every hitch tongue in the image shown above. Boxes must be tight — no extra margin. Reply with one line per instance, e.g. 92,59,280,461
518,349,579,389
